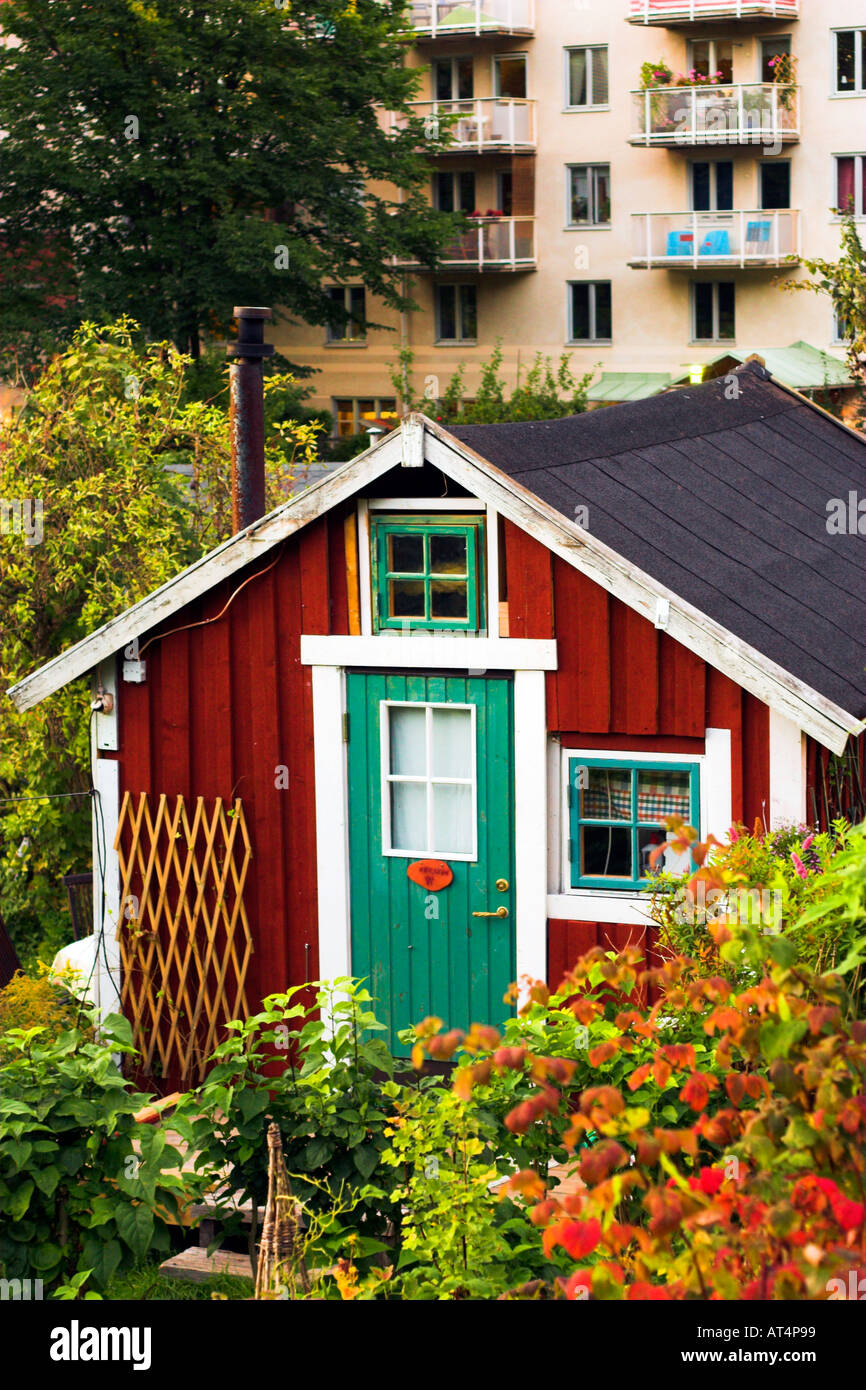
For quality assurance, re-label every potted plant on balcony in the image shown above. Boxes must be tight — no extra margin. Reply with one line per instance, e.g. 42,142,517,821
767,52,797,114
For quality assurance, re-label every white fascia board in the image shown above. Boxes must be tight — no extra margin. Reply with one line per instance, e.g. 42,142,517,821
6,430,405,713
300,634,558,671
422,424,862,756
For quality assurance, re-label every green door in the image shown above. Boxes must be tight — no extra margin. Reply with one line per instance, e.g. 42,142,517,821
347,672,515,1050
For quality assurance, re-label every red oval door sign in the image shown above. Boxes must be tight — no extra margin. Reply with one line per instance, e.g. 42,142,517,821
407,859,453,892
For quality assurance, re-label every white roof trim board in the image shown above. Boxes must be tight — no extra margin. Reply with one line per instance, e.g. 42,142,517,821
7,414,863,755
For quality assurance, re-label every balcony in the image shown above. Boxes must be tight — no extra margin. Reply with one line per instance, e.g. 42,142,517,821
404,0,535,39
628,210,800,268
627,0,799,24
395,98,536,152
630,83,798,146
394,216,536,271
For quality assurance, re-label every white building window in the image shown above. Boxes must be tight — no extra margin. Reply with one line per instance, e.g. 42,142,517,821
435,284,477,343
834,154,866,217
834,29,865,95
565,46,609,110
326,286,365,343
569,281,612,343
692,281,735,341
567,165,611,227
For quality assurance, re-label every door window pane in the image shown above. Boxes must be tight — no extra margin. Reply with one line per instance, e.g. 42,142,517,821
391,781,427,851
434,59,452,101
432,708,472,778
571,282,590,339
433,784,473,855
459,285,477,341
437,284,457,340
390,706,427,776
761,37,791,85
384,703,477,859
456,57,474,101
458,171,476,212
434,171,454,211
692,162,711,211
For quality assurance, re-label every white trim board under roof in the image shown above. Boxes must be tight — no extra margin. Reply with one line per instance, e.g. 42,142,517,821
6,413,863,756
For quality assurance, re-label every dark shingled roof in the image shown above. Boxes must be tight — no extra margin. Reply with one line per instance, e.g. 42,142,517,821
450,362,866,721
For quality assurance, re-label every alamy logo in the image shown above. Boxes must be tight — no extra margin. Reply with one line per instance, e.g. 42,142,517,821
49,1321,152,1372
0,1277,43,1299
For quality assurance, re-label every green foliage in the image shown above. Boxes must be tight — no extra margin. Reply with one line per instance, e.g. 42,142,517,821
648,820,862,991
0,320,320,967
0,1012,198,1294
179,981,408,1252
785,212,866,423
0,968,86,1065
104,1258,252,1302
0,0,454,369
393,340,595,424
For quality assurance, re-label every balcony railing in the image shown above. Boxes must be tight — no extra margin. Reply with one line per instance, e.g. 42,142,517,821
394,216,536,271
630,83,798,145
628,0,799,23
394,98,536,151
629,210,800,267
404,0,535,38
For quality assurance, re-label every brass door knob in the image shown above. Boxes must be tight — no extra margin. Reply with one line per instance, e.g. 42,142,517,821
495,878,509,892
472,906,509,918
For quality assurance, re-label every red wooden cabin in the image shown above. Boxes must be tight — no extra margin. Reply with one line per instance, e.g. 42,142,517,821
9,360,865,1086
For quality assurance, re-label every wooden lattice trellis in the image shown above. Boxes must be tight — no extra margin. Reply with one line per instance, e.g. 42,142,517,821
114,792,253,1088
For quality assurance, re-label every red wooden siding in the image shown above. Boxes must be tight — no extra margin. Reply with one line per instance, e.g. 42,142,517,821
547,920,663,1004
116,505,354,1026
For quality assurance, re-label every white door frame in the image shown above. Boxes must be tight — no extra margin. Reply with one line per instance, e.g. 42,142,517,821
303,635,554,1002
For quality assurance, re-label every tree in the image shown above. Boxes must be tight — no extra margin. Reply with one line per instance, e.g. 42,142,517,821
0,0,453,373
785,212,866,424
392,340,596,428
0,319,318,964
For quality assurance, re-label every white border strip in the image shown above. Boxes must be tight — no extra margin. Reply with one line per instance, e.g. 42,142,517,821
301,634,557,670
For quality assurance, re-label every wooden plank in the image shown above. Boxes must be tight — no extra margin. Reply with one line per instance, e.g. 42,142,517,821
160,1246,253,1284
557,732,703,753
119,676,153,799
742,692,770,831
546,920,599,991
343,511,361,636
658,633,705,738
156,628,191,800
548,558,610,734
610,599,658,735
503,519,554,640
189,582,234,802
328,509,349,635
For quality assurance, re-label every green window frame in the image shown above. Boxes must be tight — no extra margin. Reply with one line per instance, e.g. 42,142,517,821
567,756,700,891
371,514,485,633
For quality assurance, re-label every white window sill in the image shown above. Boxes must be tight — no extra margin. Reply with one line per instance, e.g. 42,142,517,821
564,225,612,233
547,892,656,926
829,91,866,99
566,340,612,347
324,341,368,349
563,106,611,114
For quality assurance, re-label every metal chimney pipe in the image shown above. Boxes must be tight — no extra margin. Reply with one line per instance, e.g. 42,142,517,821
227,306,275,532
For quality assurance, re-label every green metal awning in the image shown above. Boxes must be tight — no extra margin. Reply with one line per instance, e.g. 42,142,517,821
587,372,673,403
672,343,853,391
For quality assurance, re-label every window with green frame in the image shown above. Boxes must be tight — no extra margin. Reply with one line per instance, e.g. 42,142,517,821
370,514,485,632
567,757,700,891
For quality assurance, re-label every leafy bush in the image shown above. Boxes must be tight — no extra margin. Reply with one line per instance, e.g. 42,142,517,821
178,980,410,1262
0,967,85,1065
0,1011,198,1293
392,339,594,425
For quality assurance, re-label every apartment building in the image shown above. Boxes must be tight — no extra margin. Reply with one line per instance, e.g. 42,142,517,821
275,1,865,430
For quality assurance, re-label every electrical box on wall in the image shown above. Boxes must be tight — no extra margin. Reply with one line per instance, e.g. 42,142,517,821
93,659,118,752
122,636,146,685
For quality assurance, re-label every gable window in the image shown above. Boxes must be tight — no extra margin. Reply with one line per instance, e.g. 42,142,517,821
692,281,735,341
565,46,609,110
567,757,700,891
835,29,865,94
382,702,477,859
435,283,477,342
326,286,365,343
370,514,485,633
569,281,612,343
834,154,866,216
567,164,611,227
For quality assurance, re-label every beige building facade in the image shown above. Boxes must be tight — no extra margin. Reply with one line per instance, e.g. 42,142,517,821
275,1,865,429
